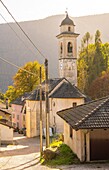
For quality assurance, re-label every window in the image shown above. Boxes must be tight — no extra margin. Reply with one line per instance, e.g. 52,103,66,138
68,42,73,53
17,115,19,120
60,43,63,54
17,122,19,128
23,115,25,121
13,114,15,118
72,102,77,107
70,126,73,138
53,101,55,107
68,26,71,31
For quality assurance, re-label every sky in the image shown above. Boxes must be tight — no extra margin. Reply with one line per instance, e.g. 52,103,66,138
0,0,109,23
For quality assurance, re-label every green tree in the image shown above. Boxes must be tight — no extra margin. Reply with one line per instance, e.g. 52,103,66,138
92,30,104,79
5,61,45,102
78,43,95,93
101,43,109,70
80,32,92,53
78,30,109,98
77,58,88,93
95,30,102,47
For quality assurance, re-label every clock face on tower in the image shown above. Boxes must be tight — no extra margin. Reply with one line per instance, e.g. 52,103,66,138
57,13,78,86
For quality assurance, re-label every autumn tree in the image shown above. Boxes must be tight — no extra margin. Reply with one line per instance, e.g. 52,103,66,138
0,92,4,101
88,70,109,99
4,86,17,102
5,61,45,102
77,59,88,92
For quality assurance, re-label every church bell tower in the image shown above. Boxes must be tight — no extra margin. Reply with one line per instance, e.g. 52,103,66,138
56,12,79,85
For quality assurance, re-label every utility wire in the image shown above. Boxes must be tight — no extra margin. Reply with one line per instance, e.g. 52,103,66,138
0,0,54,79
0,13,42,60
0,56,36,76
0,0,46,60
0,13,45,77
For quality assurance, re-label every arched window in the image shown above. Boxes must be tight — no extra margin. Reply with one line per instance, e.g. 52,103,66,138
68,42,73,53
60,43,63,54
68,27,71,31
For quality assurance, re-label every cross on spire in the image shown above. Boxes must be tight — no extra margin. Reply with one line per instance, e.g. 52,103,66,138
65,8,68,17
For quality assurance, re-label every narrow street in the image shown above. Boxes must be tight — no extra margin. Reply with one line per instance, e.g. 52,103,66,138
0,132,58,170
0,133,109,170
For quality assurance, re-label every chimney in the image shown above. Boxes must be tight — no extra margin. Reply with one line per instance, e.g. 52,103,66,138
6,98,8,109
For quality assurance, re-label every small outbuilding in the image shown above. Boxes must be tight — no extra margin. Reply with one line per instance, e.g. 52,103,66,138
0,121,13,145
0,104,13,144
57,96,109,162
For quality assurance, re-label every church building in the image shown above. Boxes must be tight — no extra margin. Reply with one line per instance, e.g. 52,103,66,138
17,13,89,137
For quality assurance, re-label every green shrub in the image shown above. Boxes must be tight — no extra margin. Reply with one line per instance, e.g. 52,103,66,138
42,142,79,166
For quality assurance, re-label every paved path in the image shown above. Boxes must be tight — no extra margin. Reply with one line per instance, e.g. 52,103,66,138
0,133,53,170
0,133,109,170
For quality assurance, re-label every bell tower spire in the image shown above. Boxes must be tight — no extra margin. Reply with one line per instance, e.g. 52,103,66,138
56,13,79,86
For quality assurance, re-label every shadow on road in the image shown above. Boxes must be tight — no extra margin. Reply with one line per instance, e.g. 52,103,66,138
1,155,40,170
0,132,45,157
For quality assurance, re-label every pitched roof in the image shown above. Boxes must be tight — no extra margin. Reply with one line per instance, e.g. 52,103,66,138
25,78,88,101
49,81,86,98
0,104,12,115
0,121,13,128
57,96,109,130
26,89,45,101
24,78,62,101
11,96,24,105
0,108,11,115
44,78,64,93
26,78,66,101
11,92,31,105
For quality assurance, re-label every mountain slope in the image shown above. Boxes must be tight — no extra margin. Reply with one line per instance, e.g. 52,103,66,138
0,13,109,92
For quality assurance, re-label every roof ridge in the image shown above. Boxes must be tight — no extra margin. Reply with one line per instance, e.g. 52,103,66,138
72,85,86,98
75,96,109,129
48,78,68,97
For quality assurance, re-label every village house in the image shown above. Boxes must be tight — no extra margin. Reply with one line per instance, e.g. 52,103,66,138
0,108,11,123
11,92,31,130
48,78,89,133
57,96,109,162
0,121,13,145
22,77,88,137
23,88,45,137
0,102,12,125
11,96,26,129
0,102,13,144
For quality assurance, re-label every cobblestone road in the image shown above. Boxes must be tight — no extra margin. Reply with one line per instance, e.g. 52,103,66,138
0,133,109,170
